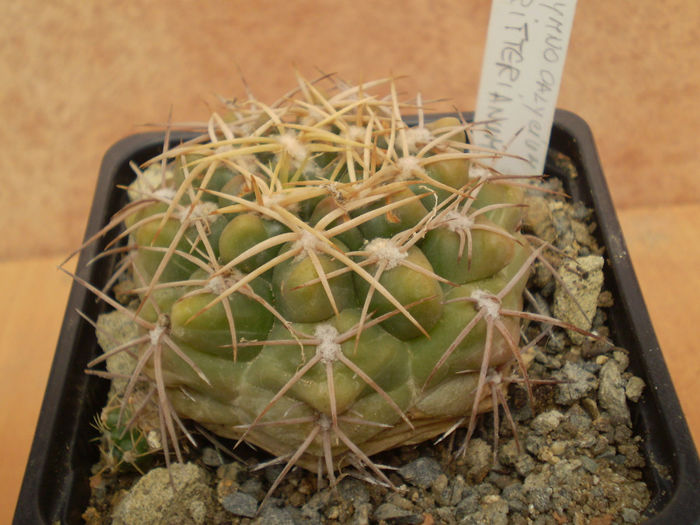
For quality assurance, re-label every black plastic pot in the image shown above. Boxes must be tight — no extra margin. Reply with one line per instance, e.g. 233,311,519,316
13,110,700,524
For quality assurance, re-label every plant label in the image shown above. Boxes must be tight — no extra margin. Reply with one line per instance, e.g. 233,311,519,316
472,0,577,176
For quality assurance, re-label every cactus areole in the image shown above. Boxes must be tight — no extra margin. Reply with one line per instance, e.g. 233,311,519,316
73,76,570,490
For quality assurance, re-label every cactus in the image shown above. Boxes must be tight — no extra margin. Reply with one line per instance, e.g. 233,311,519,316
93,391,160,475
68,74,592,497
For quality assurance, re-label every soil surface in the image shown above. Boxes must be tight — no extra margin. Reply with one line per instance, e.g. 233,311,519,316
83,160,653,524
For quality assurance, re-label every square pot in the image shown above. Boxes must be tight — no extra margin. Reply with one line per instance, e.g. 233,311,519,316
13,110,700,524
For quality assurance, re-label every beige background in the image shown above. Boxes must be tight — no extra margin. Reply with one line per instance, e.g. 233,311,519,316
1,1,698,521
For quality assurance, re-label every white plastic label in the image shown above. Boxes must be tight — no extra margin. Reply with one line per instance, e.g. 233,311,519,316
472,0,578,176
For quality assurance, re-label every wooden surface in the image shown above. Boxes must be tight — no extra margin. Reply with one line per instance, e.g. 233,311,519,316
1,1,698,522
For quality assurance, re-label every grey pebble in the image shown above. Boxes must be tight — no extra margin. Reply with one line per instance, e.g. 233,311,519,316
598,360,632,426
626,376,645,402
222,491,258,518
258,504,296,525
240,478,264,499
622,507,642,523
523,470,553,513
580,455,599,473
502,482,528,514
531,410,564,435
563,404,593,437
337,477,370,506
498,439,520,466
216,461,242,483
301,490,330,518
350,503,372,525
431,473,452,506
111,462,213,525
455,490,480,521
373,503,421,523
385,492,415,511
463,438,492,482
459,495,509,525
200,447,224,467
263,463,285,485
581,397,600,420
446,474,466,506
525,433,546,456
552,255,604,344
481,495,509,525
556,362,597,405
515,452,537,477
397,456,443,488
526,486,553,514
613,350,630,370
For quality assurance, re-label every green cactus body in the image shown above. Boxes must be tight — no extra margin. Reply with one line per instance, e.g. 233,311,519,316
83,76,549,484
95,393,159,474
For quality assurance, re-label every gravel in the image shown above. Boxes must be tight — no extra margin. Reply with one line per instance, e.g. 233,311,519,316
553,255,605,344
598,360,632,427
110,462,214,525
555,361,598,405
222,491,259,518
397,457,444,489
625,376,645,402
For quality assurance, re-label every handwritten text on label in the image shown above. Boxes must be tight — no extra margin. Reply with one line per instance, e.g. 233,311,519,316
473,1,577,176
